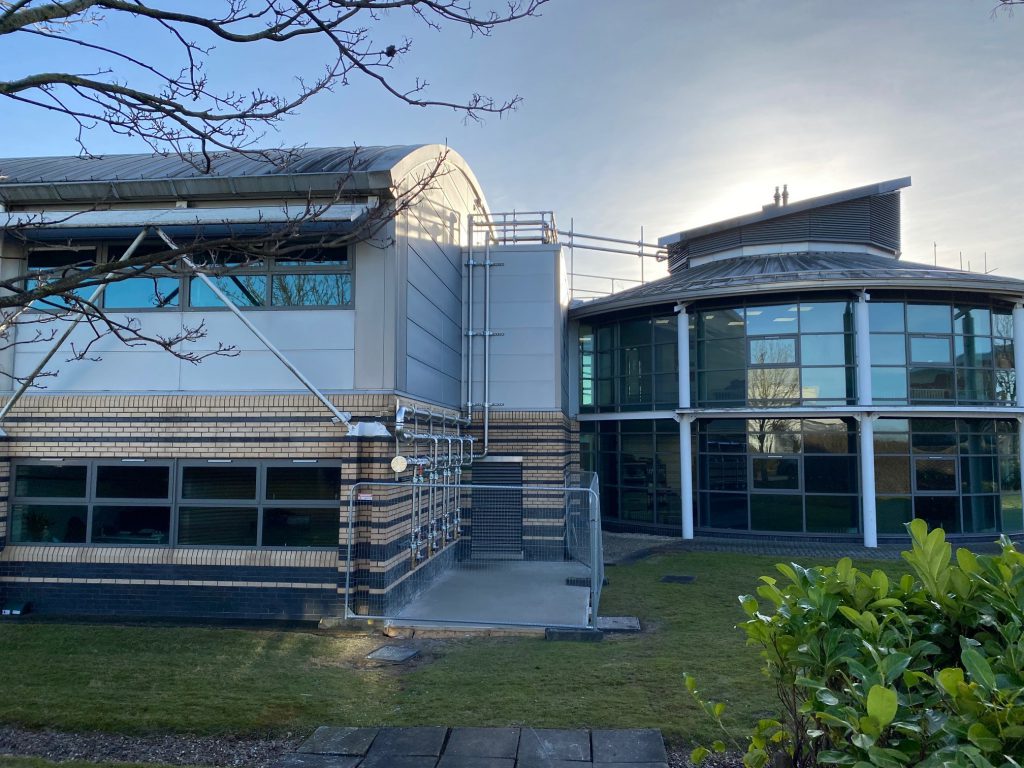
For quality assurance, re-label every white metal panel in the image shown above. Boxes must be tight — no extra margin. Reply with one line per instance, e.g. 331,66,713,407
180,348,354,391
10,309,355,392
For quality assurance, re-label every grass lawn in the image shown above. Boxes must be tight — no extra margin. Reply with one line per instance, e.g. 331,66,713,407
0,550,900,746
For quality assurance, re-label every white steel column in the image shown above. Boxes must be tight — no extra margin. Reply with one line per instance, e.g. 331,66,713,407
1013,302,1024,408
677,303,691,409
855,292,873,406
676,303,694,539
855,292,877,548
680,416,694,540
859,416,878,548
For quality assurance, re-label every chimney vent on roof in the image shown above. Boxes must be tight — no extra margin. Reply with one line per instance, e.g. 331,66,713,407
782,184,789,206
773,186,781,207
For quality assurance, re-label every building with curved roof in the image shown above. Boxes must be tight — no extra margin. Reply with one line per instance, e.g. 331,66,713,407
572,177,1024,544
1,147,1021,623
0,144,576,622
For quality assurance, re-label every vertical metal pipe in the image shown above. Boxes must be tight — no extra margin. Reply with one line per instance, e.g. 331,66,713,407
483,241,492,455
466,215,475,413
344,485,357,617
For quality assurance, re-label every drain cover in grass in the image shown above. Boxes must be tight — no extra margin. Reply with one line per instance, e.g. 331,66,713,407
660,574,696,584
367,645,419,663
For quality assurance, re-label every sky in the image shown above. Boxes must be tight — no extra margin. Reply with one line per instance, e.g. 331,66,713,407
2,0,1023,289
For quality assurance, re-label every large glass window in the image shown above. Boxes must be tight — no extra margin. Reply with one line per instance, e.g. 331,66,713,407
874,418,1022,534
579,312,678,412
10,462,170,545
26,243,351,311
580,419,681,529
694,299,855,407
24,248,97,310
697,418,860,534
8,460,340,547
869,300,1014,405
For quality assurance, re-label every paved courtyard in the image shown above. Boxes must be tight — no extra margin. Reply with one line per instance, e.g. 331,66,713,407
278,726,668,768
395,561,593,628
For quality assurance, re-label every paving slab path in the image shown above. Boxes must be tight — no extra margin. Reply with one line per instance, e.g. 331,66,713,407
280,726,668,768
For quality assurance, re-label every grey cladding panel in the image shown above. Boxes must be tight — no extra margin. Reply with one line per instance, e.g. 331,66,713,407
870,193,901,251
808,198,870,241
688,228,742,259
670,193,902,273
745,211,811,242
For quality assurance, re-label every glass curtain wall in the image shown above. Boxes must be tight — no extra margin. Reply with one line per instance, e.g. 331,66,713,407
580,419,681,530
579,312,678,412
868,300,1014,405
874,418,1022,534
697,418,860,534
693,300,856,407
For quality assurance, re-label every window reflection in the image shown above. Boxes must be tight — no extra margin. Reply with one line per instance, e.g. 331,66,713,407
579,312,678,412
696,300,854,408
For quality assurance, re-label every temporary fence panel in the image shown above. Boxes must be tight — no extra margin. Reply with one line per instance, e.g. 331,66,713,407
343,480,602,629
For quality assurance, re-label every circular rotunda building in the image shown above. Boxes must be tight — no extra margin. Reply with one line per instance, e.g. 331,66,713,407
571,178,1024,544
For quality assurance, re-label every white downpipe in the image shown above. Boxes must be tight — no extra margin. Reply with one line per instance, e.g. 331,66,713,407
155,229,359,433
465,215,475,413
0,227,150,433
482,240,493,457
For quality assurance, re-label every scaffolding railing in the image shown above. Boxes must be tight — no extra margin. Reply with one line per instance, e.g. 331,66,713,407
343,480,603,628
468,210,668,301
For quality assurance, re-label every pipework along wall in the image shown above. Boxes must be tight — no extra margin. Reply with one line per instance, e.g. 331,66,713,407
0,392,399,620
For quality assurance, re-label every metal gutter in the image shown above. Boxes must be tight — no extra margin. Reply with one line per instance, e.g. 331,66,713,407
4,204,371,241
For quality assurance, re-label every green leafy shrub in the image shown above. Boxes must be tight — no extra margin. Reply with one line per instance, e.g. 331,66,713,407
686,519,1024,768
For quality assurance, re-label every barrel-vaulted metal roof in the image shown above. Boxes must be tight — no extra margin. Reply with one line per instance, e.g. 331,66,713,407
0,145,477,205
569,250,1024,319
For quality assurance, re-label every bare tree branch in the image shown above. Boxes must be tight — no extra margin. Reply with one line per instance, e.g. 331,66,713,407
0,146,454,385
0,1,548,166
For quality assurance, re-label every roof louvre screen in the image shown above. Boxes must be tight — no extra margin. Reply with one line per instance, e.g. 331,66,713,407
808,198,871,242
870,193,901,252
